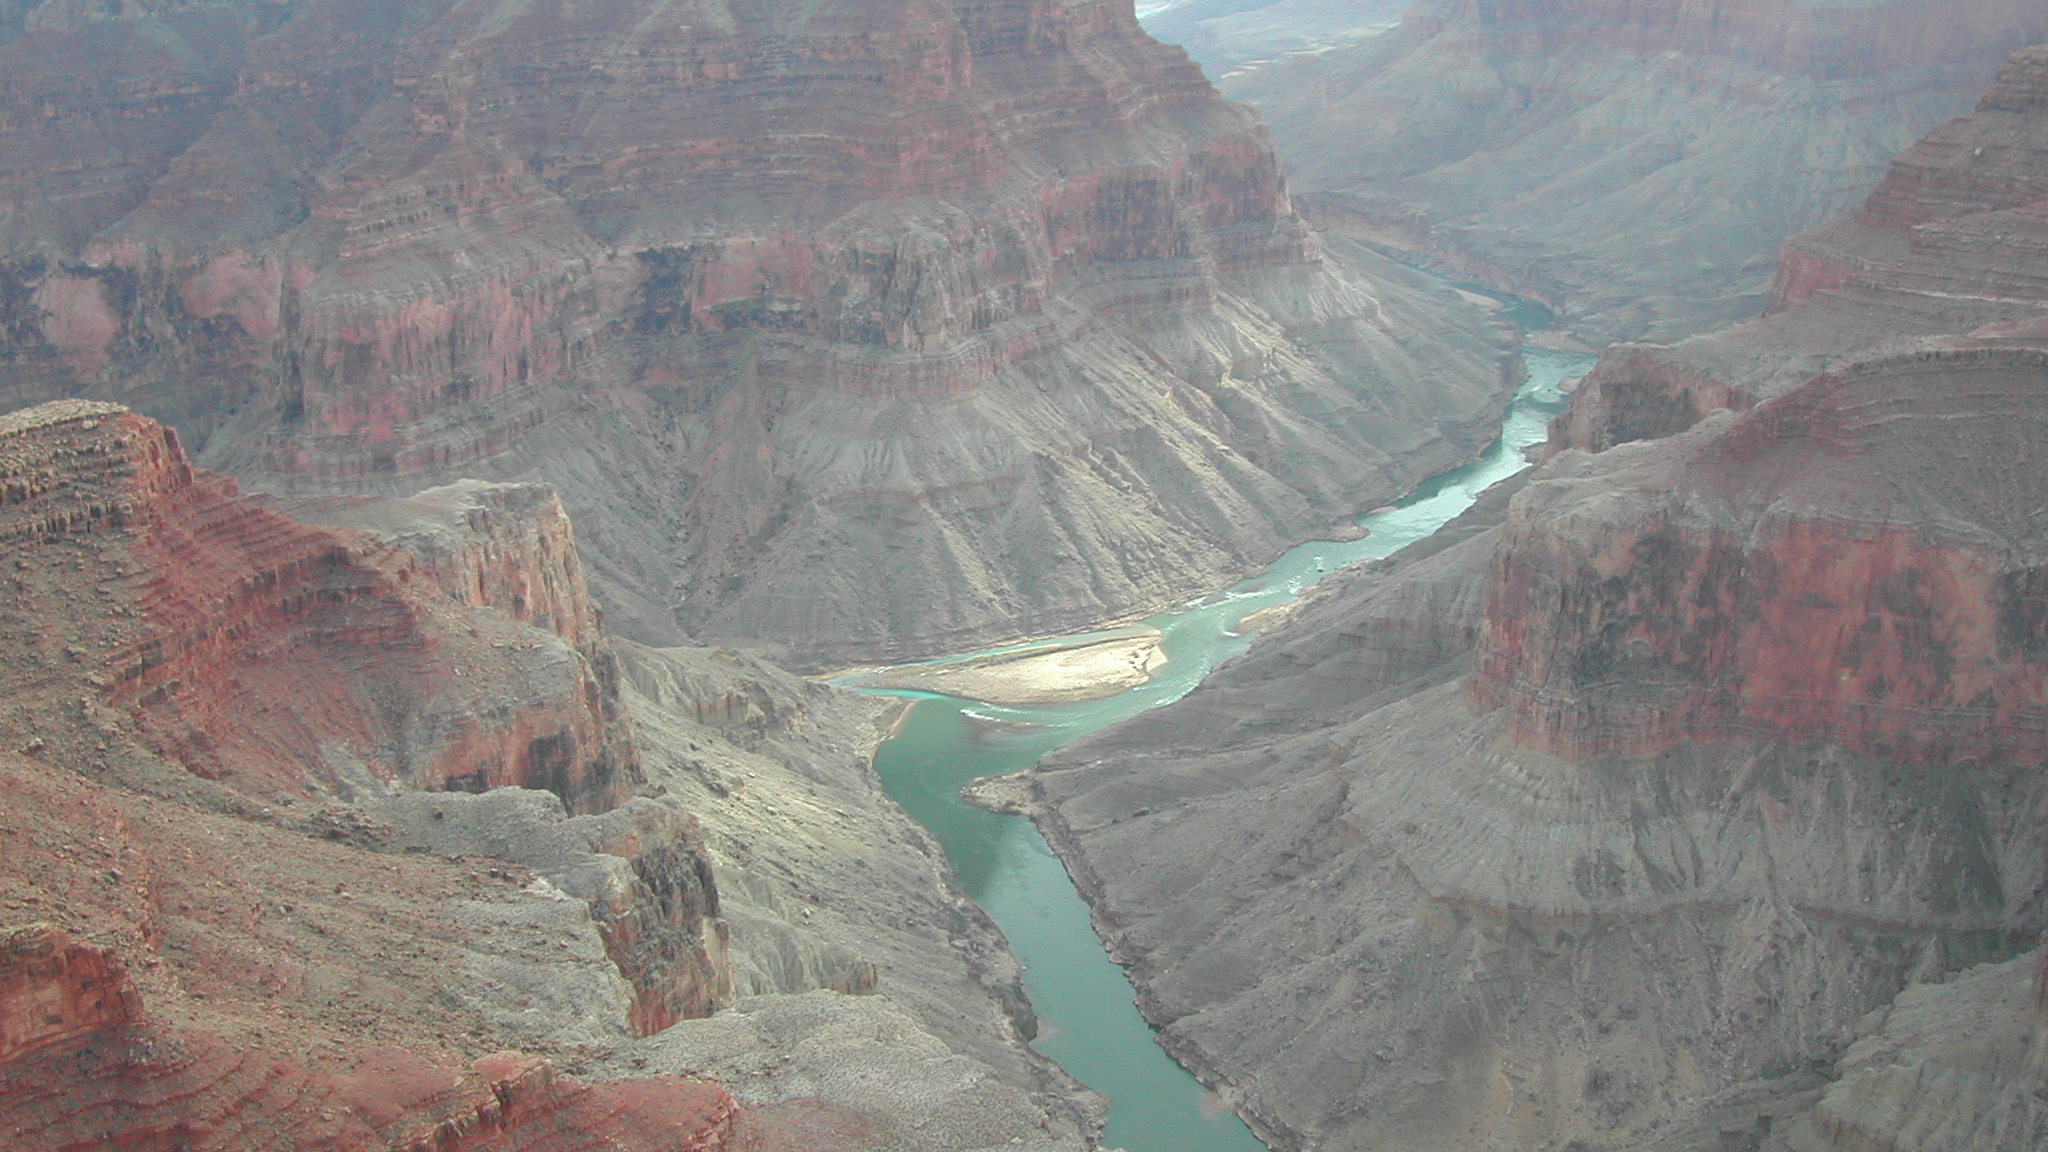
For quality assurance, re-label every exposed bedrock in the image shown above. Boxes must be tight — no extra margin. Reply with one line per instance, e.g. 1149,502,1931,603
1486,347,2048,765
1219,0,2048,345
0,396,737,1090
1025,349,2048,1150
0,395,1088,1148
607,639,1100,1144
0,0,1519,666
0,400,636,812
0,921,748,1151
1554,44,2048,454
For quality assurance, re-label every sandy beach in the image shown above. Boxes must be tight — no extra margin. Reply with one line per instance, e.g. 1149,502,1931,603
838,626,1169,706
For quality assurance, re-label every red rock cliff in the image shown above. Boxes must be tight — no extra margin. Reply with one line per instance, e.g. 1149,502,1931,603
0,399,635,811
1481,345,2048,763
0,398,774,1148
0,395,739,1024
0,0,1519,664
0,923,140,1063
0,923,745,1152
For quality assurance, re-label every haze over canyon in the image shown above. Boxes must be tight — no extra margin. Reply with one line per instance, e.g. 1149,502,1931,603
0,0,2044,1150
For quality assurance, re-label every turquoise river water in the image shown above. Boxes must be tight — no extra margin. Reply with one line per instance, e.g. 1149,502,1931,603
848,349,1591,1151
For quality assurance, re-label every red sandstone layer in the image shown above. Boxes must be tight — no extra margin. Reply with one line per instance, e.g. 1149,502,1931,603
0,399,633,812
0,0,1263,460
0,397,730,1033
1482,345,2048,763
0,396,790,1148
0,0,1518,663
0,923,744,1152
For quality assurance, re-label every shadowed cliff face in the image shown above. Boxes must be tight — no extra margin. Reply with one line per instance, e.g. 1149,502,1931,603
1218,0,2048,345
0,0,1519,665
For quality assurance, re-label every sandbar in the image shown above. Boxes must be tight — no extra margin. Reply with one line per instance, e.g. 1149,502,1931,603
840,627,1168,706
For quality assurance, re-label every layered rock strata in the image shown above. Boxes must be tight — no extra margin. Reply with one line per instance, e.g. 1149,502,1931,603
1219,0,2048,344
0,397,767,1148
0,399,1095,1149
1775,953,2047,1152
0,0,1519,665
0,760,751,1151
0,399,637,812
0,922,748,1151
1554,44,2048,453
1021,352,2048,1149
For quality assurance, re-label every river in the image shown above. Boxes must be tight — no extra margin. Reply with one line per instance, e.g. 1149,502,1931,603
848,348,1591,1151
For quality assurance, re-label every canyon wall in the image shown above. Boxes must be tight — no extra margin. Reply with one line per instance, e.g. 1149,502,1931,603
0,396,1099,1149
0,398,740,1148
1027,347,2048,1152
1486,348,2048,765
1216,0,2048,344
0,399,635,812
1017,52,2048,1152
0,0,1520,666
1554,44,2048,451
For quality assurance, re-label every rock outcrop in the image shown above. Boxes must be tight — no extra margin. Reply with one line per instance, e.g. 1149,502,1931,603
0,923,748,1152
1775,953,2047,1152
1217,0,2048,344
0,394,1100,1149
1553,43,2048,453
0,397,787,1149
0,399,636,812
1025,348,2048,1150
0,923,140,1062
0,0,1519,665
1018,64,2048,1144
1489,347,2048,765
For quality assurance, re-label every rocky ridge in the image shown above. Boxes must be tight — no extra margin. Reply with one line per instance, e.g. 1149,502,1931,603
1013,52,2048,1152
1216,0,2048,344
1027,366,2048,1152
0,398,1089,1149
1555,44,2048,453
0,0,1519,666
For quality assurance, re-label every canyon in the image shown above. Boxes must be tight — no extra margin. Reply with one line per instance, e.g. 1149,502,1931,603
1208,0,2048,345
1555,43,2048,455
1013,41,2048,1152
3,0,2047,1150
0,398,1097,1150
0,0,1520,667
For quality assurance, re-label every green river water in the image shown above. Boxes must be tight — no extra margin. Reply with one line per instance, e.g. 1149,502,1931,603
849,349,1591,1151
